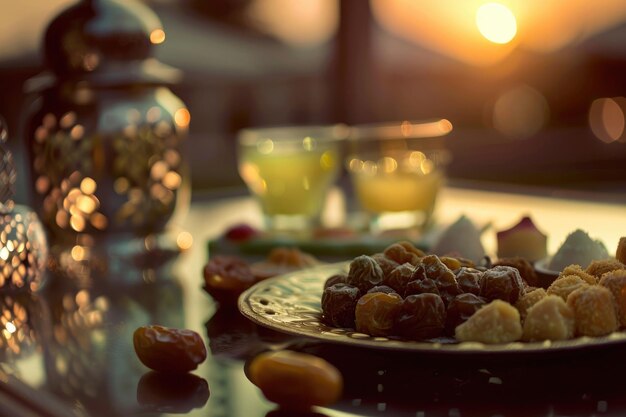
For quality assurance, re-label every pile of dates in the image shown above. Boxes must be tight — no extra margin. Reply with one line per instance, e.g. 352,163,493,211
322,241,626,344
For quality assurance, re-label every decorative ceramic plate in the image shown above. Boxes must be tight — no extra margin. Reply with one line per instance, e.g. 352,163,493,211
238,262,626,353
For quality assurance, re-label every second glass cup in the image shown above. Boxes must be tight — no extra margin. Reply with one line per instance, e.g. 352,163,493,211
346,120,452,233
238,125,348,232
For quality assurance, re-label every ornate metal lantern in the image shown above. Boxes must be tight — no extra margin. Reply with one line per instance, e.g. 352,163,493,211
24,0,190,243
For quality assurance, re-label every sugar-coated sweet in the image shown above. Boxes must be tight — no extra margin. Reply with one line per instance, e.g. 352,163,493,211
559,265,596,285
599,269,626,327
586,259,625,279
455,300,522,344
522,295,575,341
547,275,588,301
515,288,547,322
567,286,619,337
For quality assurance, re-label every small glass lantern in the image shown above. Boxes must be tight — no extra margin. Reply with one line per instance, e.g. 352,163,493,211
0,118,49,291
0,292,51,385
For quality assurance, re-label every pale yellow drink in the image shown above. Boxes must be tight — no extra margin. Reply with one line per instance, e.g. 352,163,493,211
238,141,339,218
352,169,443,213
348,150,445,229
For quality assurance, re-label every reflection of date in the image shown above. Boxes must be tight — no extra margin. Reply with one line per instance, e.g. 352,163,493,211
133,325,207,373
137,371,210,413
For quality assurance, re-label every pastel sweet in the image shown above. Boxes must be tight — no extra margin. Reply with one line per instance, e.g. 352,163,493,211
496,216,547,262
432,215,485,263
549,230,608,271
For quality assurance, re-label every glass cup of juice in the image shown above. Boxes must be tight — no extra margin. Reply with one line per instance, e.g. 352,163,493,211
238,125,348,232
346,120,452,233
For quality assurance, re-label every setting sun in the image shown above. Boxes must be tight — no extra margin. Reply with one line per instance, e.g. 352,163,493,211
476,2,517,44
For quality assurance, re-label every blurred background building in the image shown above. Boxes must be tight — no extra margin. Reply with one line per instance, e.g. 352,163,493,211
1,0,626,202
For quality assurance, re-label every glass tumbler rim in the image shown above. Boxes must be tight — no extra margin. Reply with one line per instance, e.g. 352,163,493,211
348,119,453,142
238,124,350,148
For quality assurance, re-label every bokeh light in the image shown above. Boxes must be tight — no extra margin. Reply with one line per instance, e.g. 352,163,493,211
476,3,518,44
246,0,339,46
176,231,193,251
492,85,549,139
149,29,166,45
589,97,626,143
174,108,191,128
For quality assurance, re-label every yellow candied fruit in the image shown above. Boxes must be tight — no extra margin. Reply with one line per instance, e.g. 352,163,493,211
515,288,547,322
599,269,626,328
559,264,597,285
586,259,625,279
455,299,522,344
566,285,618,337
547,275,588,301
522,295,575,342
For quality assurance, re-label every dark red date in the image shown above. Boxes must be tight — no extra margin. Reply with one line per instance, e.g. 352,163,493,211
134,325,207,373
203,256,256,305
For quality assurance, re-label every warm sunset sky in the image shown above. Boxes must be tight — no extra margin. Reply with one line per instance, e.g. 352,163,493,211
371,0,626,65
1,0,626,66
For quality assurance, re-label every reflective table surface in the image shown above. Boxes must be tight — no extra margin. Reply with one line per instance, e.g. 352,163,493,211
2,186,626,417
